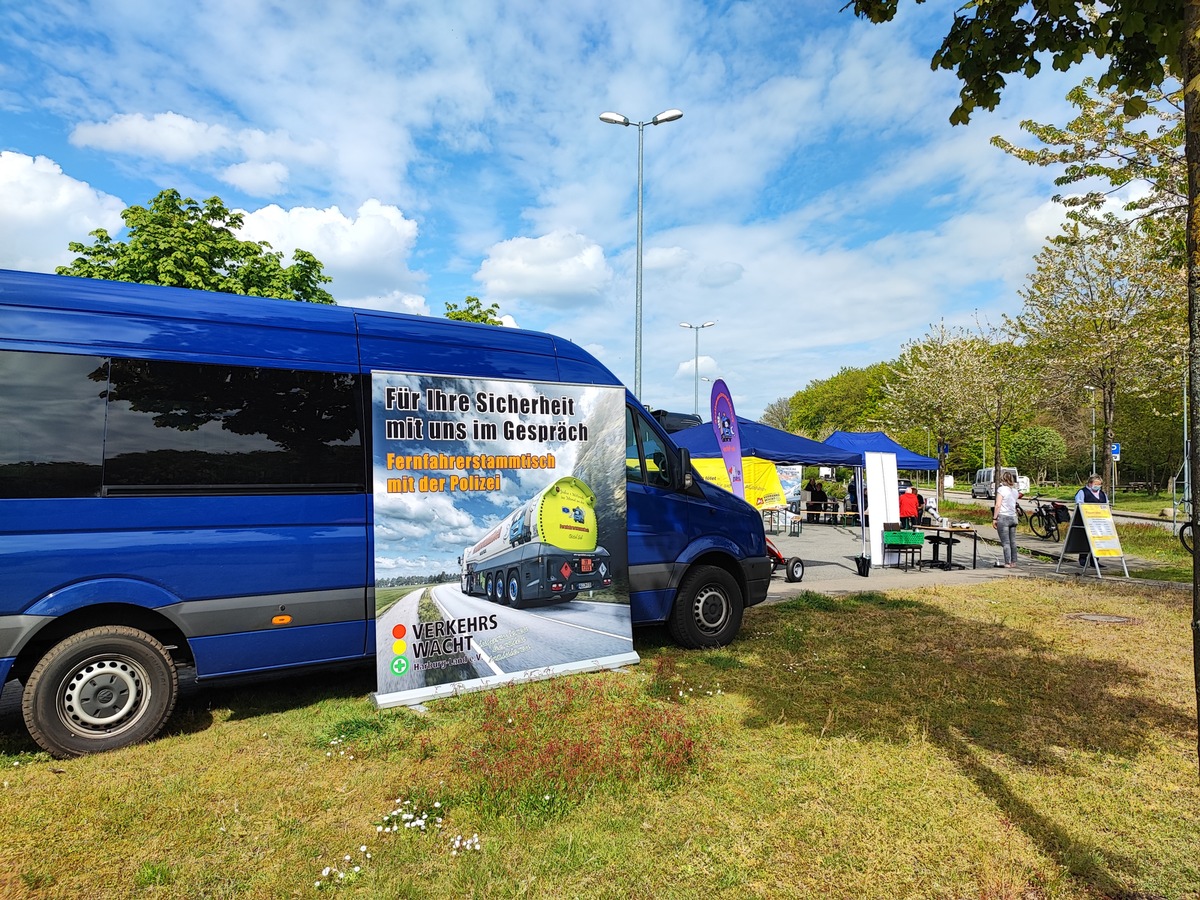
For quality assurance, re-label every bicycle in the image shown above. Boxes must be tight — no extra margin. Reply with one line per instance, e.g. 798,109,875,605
1026,495,1067,542
1178,496,1193,554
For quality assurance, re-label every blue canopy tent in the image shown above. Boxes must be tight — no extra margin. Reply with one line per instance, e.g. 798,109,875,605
671,420,861,466
823,431,938,470
673,420,867,559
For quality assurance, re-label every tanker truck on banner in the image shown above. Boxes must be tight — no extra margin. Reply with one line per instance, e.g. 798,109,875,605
460,476,612,607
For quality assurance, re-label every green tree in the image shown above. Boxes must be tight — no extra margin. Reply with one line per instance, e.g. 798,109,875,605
1009,426,1069,485
1010,220,1185,483
991,77,1185,258
849,0,1200,770
760,397,791,430
444,296,502,325
884,321,1036,498
787,363,890,438
881,323,983,500
56,189,334,304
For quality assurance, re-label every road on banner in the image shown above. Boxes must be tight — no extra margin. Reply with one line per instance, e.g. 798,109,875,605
429,584,633,674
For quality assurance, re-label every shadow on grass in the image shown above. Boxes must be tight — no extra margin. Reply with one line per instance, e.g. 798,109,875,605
0,661,382,756
174,661,378,728
689,588,1193,897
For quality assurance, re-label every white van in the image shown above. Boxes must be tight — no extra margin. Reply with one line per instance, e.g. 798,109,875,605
971,467,1029,499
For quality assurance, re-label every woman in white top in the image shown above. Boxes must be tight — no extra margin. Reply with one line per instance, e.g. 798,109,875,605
991,470,1020,568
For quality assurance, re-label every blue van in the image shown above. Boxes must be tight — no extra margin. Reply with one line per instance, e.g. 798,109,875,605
0,269,769,757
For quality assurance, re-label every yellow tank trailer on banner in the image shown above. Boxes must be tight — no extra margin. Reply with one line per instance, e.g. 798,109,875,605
460,476,612,606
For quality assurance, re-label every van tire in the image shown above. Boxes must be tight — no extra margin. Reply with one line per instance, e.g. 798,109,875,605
22,625,178,759
668,565,743,649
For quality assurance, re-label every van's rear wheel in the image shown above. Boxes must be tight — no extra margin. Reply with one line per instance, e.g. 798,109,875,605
22,625,178,759
669,565,743,649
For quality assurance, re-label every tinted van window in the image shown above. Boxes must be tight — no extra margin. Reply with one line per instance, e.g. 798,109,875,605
103,358,363,493
0,350,107,498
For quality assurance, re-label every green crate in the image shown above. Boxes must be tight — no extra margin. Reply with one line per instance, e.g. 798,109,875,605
883,530,925,546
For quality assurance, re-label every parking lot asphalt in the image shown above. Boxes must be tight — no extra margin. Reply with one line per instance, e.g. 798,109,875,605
759,510,1140,600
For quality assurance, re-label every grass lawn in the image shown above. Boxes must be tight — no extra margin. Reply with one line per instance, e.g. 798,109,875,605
1,579,1198,899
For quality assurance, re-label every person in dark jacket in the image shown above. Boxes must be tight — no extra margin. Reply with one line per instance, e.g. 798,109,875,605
1074,473,1108,567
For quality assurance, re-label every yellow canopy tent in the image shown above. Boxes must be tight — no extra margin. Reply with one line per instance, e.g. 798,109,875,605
692,456,786,511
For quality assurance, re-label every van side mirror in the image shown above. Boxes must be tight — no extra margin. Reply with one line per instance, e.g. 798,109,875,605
678,448,693,489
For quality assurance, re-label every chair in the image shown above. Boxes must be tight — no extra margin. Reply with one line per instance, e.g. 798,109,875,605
882,524,922,571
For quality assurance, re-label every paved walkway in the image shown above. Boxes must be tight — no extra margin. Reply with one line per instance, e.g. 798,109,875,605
761,513,1162,600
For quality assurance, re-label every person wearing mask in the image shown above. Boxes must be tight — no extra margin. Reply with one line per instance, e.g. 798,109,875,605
1074,473,1108,567
991,470,1020,568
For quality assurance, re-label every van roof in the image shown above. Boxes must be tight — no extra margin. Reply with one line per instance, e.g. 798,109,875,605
0,268,622,388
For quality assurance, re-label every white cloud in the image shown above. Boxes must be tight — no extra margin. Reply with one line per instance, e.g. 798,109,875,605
476,230,612,302
0,151,125,272
643,246,690,271
221,160,289,196
673,355,718,380
238,200,424,303
341,289,430,317
71,111,235,161
0,3,1111,420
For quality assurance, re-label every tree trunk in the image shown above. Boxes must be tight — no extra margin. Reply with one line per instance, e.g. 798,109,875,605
1183,0,1200,778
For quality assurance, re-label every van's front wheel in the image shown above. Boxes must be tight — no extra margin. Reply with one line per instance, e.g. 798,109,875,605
669,566,743,648
22,626,178,758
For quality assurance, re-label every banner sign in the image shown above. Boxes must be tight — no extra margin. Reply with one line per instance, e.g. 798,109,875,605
691,456,785,509
1078,503,1125,557
1058,503,1130,577
709,378,744,500
370,372,636,709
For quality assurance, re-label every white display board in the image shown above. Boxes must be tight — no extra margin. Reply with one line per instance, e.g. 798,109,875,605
863,451,900,567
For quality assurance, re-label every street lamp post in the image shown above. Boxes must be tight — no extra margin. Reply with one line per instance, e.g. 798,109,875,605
679,320,715,416
599,108,683,399
1085,385,1096,475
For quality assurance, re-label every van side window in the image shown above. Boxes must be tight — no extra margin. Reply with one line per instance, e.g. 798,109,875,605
626,407,672,488
0,350,107,498
103,358,363,494
0,349,364,498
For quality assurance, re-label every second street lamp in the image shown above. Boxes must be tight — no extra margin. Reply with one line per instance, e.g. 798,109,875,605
680,320,715,416
600,107,683,399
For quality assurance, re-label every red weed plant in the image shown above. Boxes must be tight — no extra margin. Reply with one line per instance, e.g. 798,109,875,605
454,674,707,820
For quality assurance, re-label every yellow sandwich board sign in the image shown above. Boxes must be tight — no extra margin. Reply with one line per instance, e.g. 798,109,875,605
1056,503,1130,578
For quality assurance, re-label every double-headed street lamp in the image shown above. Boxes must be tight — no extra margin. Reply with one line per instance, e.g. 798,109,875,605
680,320,715,416
599,107,683,399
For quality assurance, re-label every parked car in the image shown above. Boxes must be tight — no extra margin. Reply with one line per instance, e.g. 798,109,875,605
971,467,1030,499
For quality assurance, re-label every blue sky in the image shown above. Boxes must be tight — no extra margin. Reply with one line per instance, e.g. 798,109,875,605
0,1,1097,418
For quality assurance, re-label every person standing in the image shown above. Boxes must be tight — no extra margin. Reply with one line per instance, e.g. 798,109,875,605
1074,473,1108,567
810,481,829,523
899,485,919,528
992,470,1020,568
